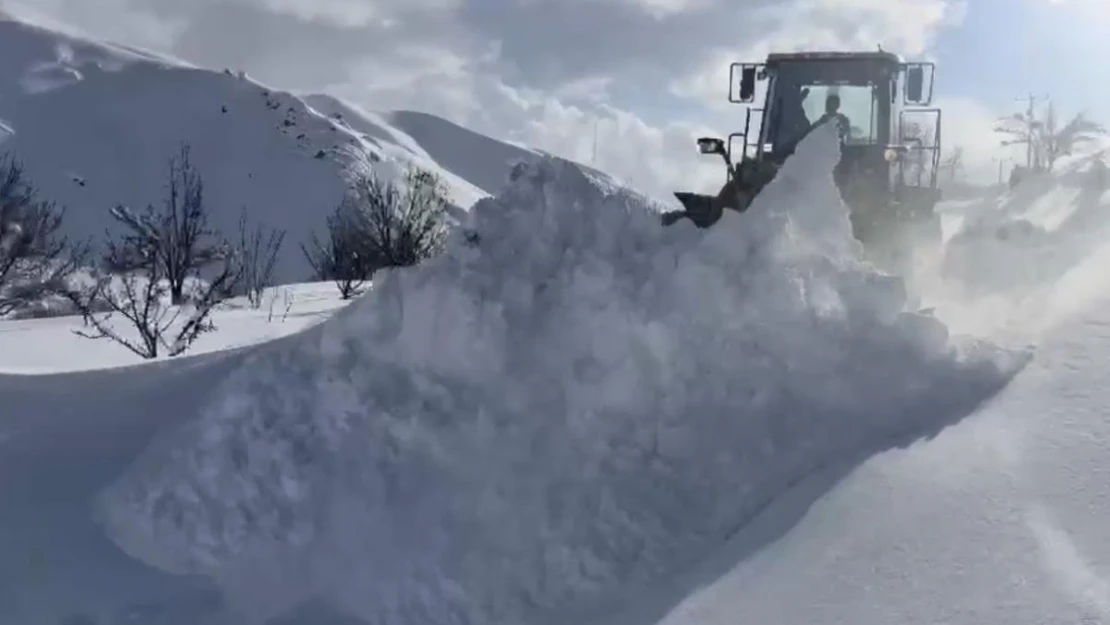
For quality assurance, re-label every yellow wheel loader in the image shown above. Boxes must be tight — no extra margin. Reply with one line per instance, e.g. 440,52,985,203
665,51,944,270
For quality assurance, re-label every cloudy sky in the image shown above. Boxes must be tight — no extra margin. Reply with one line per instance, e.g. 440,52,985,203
3,0,1105,198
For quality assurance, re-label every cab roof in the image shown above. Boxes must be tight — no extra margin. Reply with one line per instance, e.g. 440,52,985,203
765,50,903,64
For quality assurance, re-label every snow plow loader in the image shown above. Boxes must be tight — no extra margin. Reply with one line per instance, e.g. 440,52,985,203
665,50,943,270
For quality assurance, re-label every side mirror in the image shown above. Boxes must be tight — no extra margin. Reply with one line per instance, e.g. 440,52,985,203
729,63,759,103
697,137,731,167
906,65,924,103
739,66,757,102
697,137,726,155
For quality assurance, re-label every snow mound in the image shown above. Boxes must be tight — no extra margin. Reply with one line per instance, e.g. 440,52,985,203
940,153,1110,299
96,123,1023,624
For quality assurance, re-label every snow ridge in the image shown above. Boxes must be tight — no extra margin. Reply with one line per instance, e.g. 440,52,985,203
97,123,1025,624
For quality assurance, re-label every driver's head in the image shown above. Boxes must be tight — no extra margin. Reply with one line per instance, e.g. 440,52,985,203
825,94,840,113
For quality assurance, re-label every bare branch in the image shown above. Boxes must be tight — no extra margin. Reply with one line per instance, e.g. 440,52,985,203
300,205,371,300
109,143,225,305
235,207,285,308
65,144,238,359
0,153,88,317
301,165,450,300
64,251,169,359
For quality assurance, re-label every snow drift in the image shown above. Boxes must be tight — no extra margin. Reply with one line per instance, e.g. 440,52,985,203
940,153,1110,297
919,153,1110,343
95,123,1024,624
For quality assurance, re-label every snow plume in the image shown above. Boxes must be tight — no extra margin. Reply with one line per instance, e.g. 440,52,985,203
96,123,1025,624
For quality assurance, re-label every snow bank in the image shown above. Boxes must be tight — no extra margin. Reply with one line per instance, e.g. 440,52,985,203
941,154,1110,294
927,155,1110,342
96,123,1023,624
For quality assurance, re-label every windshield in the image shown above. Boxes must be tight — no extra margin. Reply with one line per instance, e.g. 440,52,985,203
800,85,878,145
759,60,888,155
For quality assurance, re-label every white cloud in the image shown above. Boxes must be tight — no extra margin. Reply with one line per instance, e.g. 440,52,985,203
249,0,463,28
1,0,185,50
0,0,998,200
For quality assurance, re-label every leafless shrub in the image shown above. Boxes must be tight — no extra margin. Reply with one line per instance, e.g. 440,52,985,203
0,153,88,317
301,165,449,299
64,144,241,359
235,207,285,308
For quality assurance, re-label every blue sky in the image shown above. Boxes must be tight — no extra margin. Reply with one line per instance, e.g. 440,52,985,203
938,0,1109,117
919,0,1110,181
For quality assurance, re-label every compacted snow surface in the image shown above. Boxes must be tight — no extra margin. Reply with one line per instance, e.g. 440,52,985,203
65,124,1018,624
0,282,350,374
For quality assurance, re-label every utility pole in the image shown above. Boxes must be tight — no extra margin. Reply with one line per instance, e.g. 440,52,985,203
1018,93,1036,169
1015,93,1050,169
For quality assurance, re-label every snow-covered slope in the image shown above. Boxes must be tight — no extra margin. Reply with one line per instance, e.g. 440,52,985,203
299,95,545,199
0,123,1021,625
387,109,549,198
0,14,533,283
299,96,617,202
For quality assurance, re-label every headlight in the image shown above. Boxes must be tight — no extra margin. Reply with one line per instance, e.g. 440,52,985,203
884,148,899,162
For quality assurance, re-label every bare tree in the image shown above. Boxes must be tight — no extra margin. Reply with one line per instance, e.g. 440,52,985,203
302,165,450,299
995,97,1104,172
1040,103,1105,170
0,154,87,317
355,166,450,268
110,143,226,305
67,228,239,359
235,207,285,308
64,145,241,358
301,202,374,299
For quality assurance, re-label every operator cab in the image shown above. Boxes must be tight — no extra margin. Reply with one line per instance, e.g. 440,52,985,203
716,50,940,195
674,48,945,254
672,49,943,271
757,51,897,160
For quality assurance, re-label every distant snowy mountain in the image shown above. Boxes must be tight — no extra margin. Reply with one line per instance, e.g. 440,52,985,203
300,95,617,197
384,109,619,195
0,13,561,283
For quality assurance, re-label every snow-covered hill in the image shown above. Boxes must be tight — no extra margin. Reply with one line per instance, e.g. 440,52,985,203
0,13,557,284
299,95,546,200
